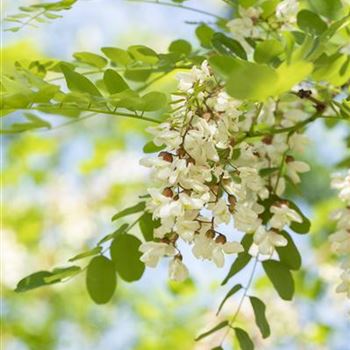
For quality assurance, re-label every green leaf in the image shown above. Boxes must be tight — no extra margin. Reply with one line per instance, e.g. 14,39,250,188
143,141,165,153
212,33,247,60
140,91,167,111
274,61,313,96
103,69,129,94
101,47,133,66
210,55,280,101
195,320,229,341
195,24,215,48
249,296,270,338
15,266,81,292
15,271,58,292
124,69,152,82
68,246,102,262
260,0,279,18
254,40,284,64
98,223,129,245
44,266,81,283
110,234,145,282
222,253,251,285
297,10,327,36
128,45,159,65
218,57,279,101
139,212,157,241
61,64,102,96
216,284,242,315
169,39,192,56
309,0,343,20
234,327,254,350
222,234,253,285
276,231,302,270
286,200,311,234
259,167,279,177
86,256,117,304
111,202,145,221
262,260,295,300
73,52,107,68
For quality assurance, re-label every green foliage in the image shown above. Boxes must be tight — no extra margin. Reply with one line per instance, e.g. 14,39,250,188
61,64,102,97
68,247,103,262
234,327,254,350
195,320,229,341
169,39,192,56
297,10,327,36
103,69,130,94
262,260,295,300
249,296,270,338
110,234,145,282
143,141,165,153
212,33,247,60
254,40,284,64
276,231,302,270
216,284,242,315
139,212,158,241
73,52,108,68
4,0,78,31
222,235,253,285
112,202,146,221
86,256,117,304
195,24,215,48
16,266,81,292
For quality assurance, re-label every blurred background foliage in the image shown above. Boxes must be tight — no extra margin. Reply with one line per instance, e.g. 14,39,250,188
1,1,350,349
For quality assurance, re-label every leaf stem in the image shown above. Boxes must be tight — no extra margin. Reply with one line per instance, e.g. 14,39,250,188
219,254,260,346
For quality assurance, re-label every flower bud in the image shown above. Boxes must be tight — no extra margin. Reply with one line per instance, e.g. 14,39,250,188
169,232,179,242
285,155,295,163
205,229,215,239
202,112,212,121
215,234,227,244
162,187,174,198
262,135,273,145
228,195,237,206
159,151,173,163
176,148,186,158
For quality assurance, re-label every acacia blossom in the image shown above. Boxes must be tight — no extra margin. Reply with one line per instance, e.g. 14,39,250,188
329,170,350,298
139,61,310,281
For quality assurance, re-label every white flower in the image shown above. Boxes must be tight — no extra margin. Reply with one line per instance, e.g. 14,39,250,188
254,226,288,255
227,7,263,40
175,215,200,242
331,171,350,203
288,133,309,153
176,60,211,92
169,258,189,281
329,229,350,255
147,123,182,149
270,204,302,230
147,188,183,219
336,268,350,298
238,167,269,199
212,240,244,267
139,242,177,267
192,233,215,260
233,203,262,233
212,198,231,225
276,0,298,22
286,160,310,183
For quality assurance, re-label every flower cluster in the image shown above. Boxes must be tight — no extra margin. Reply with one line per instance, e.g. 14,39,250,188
227,0,299,51
329,170,350,298
139,61,310,281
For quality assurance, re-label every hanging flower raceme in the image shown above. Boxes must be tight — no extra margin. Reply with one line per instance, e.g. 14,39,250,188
139,61,310,281
329,170,350,298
